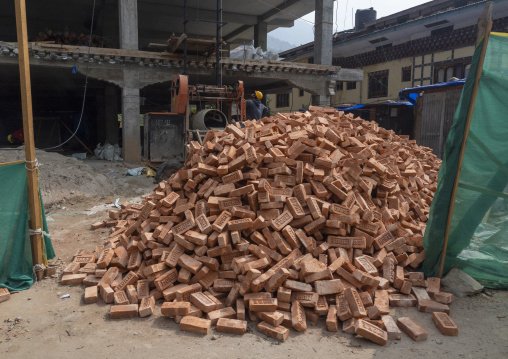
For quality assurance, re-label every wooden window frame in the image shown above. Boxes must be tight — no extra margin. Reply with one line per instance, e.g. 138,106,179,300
276,93,290,108
368,70,389,99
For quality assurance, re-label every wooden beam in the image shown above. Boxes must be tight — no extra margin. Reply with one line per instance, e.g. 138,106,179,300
59,121,94,155
168,33,187,53
438,19,493,278
14,0,44,266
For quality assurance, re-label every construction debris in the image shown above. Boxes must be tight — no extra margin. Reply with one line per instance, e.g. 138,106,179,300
62,107,456,344
441,268,483,298
0,287,10,303
29,27,109,47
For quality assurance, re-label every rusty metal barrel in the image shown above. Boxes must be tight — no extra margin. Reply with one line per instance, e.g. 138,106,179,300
190,109,228,130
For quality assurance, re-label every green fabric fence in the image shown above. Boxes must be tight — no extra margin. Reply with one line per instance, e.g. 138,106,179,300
0,160,55,291
423,33,508,288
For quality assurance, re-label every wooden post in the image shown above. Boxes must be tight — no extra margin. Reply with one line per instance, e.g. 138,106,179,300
438,20,493,278
14,0,44,266
477,2,493,46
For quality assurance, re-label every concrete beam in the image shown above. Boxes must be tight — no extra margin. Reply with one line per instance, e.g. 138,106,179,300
138,3,258,25
225,0,304,42
260,0,302,22
223,25,251,42
0,50,362,92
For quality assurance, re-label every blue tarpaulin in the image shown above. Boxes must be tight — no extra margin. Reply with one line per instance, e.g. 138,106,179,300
399,79,466,104
336,101,413,111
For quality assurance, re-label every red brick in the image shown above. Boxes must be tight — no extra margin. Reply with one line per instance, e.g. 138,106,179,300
180,316,211,335
61,273,87,285
355,319,388,346
139,296,155,317
326,305,339,332
381,315,402,340
432,312,458,336
216,318,247,335
207,307,236,325
110,304,138,319
84,286,98,304
161,301,191,316
257,321,290,342
397,317,428,341
250,298,278,312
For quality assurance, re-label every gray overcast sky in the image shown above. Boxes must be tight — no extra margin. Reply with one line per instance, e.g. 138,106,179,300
270,0,430,44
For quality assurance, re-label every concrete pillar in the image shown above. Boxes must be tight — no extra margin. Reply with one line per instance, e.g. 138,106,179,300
105,85,120,145
119,0,138,50
122,86,141,162
119,0,140,161
254,20,268,50
312,0,334,106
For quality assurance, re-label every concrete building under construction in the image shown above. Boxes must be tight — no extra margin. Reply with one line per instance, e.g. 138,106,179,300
0,0,362,162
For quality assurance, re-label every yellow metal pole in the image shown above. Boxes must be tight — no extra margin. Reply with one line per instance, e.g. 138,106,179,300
14,0,44,266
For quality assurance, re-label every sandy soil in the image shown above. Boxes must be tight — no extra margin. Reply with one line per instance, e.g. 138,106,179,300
0,148,155,206
1,194,507,359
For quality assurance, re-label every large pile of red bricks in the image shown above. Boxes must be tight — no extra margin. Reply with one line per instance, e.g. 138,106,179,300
62,107,458,344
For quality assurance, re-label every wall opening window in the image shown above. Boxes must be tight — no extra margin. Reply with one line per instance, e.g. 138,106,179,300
346,81,357,90
437,68,445,83
276,93,290,108
434,60,471,83
307,57,314,64
368,70,389,98
402,66,412,82
299,89,304,97
431,25,453,36
336,82,343,91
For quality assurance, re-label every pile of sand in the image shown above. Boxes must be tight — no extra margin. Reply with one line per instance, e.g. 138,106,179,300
0,148,117,206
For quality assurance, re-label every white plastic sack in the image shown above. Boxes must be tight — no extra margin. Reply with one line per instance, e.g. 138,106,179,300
94,143,123,161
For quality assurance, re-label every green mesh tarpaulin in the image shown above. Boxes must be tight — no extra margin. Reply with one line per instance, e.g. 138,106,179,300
423,33,508,288
0,161,55,291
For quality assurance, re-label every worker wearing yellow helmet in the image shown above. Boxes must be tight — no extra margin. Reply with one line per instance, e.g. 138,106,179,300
245,90,268,120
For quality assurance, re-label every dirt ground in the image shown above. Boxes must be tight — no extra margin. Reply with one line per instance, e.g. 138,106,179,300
0,161,507,358
0,148,155,206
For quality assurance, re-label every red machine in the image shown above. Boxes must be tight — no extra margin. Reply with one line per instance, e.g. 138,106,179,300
146,75,246,182
170,74,246,139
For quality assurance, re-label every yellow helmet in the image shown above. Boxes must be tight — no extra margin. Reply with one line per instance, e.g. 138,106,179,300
255,91,263,100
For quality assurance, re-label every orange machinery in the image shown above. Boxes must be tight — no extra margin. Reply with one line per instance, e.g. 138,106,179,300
144,75,246,182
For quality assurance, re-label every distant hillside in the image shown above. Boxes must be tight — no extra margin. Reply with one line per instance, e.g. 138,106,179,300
229,35,298,59
267,35,298,53
269,20,315,48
